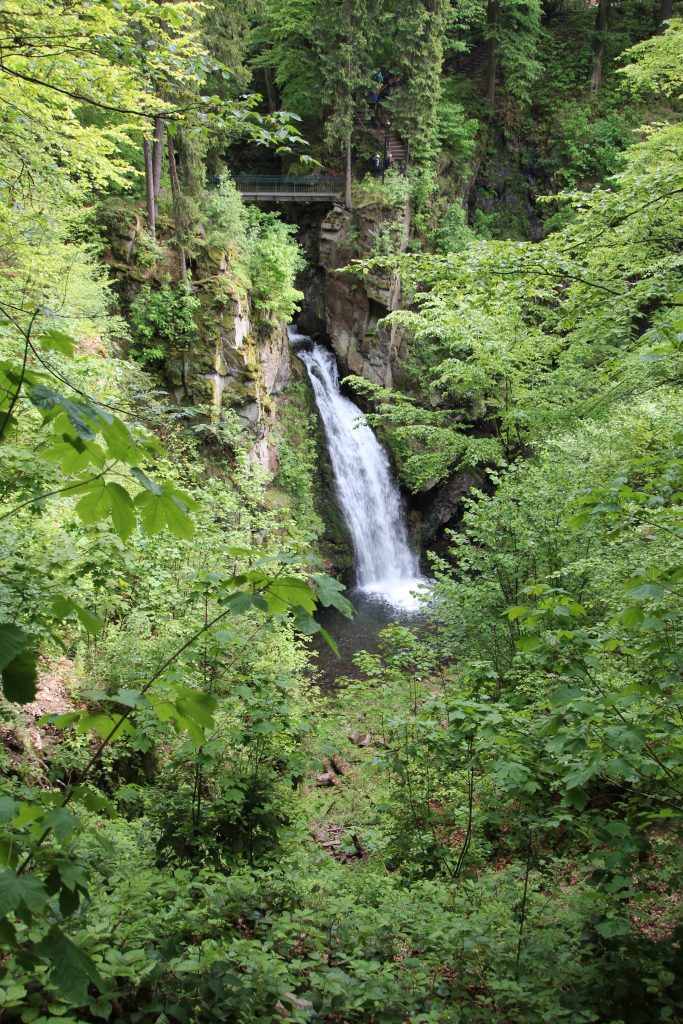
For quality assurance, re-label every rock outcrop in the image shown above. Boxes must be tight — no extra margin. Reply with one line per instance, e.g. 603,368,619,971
104,214,291,473
312,201,412,389
182,265,291,473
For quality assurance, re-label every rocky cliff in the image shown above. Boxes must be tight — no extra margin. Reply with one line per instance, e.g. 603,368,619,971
105,210,291,473
184,267,291,474
293,196,487,548
297,199,412,390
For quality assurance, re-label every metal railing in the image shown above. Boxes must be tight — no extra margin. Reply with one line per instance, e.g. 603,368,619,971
235,174,345,198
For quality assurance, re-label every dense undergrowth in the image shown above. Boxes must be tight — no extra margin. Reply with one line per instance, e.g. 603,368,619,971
1,0,682,1022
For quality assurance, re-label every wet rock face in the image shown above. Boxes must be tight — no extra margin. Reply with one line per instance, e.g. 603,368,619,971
104,210,293,471
189,279,291,471
310,202,411,388
296,267,327,338
417,467,488,546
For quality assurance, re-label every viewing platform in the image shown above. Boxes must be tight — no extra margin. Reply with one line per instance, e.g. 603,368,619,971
235,174,345,202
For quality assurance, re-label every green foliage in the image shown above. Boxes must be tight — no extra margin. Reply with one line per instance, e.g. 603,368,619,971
203,177,306,320
433,201,474,253
435,80,479,184
274,382,325,540
205,176,251,257
1,5,682,1023
382,0,450,163
247,211,306,321
0,284,356,1007
129,281,199,366
489,0,544,104
354,169,412,211
620,17,683,97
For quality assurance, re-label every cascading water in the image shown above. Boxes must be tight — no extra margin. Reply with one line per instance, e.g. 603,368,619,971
290,327,426,611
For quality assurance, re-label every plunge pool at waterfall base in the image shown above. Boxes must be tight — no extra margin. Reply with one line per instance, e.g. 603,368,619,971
311,583,430,689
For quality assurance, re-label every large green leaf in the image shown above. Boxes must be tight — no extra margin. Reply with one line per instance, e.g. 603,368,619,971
175,688,217,729
100,416,138,464
0,797,19,824
0,623,27,671
312,574,354,618
74,605,104,635
163,493,195,540
2,647,38,704
50,596,103,635
264,576,317,615
220,591,269,613
0,870,48,916
291,606,321,636
35,925,104,1004
130,466,163,495
41,807,81,842
36,329,76,356
41,438,93,474
134,489,194,538
106,482,136,540
75,479,111,524
135,490,166,534
29,385,98,440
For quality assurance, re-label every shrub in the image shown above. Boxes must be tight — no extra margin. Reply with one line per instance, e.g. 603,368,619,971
129,279,199,366
246,209,306,322
355,169,412,211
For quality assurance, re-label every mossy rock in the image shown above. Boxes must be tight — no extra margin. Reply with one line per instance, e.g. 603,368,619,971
189,375,215,406
222,380,257,407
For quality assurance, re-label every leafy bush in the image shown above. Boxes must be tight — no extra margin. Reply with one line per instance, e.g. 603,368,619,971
433,202,473,253
204,175,250,256
274,381,324,539
129,279,199,366
435,81,479,176
354,169,412,211
133,230,165,268
203,177,305,320
246,209,306,321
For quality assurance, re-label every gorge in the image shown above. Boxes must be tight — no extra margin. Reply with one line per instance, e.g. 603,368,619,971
2,2,681,1020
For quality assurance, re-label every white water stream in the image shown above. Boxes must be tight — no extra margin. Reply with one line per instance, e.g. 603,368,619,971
290,328,426,611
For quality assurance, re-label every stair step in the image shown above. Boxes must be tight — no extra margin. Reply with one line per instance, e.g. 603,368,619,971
355,122,409,164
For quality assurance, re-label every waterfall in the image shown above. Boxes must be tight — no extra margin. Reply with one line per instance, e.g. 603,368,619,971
290,328,426,611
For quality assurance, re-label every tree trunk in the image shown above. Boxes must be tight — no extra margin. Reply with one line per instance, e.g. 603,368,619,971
152,115,164,211
657,0,674,32
143,136,155,239
485,0,500,111
264,67,277,113
590,0,610,94
167,133,188,284
344,137,352,211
